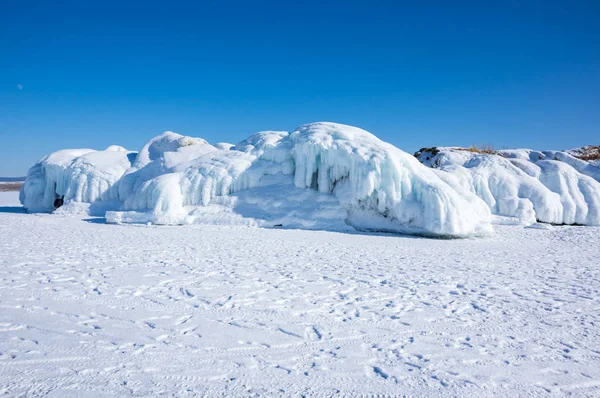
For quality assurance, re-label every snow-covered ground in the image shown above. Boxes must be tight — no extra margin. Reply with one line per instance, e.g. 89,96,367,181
1,190,599,396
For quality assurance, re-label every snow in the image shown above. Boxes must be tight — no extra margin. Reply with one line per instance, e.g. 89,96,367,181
213,142,234,151
499,148,600,182
1,190,600,396
415,147,600,226
0,191,21,205
20,123,493,237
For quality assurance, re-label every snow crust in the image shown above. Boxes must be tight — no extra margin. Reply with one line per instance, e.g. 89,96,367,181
20,123,493,237
2,190,600,396
415,147,600,225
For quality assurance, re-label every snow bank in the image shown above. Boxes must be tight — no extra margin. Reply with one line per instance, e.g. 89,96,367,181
21,123,496,237
415,147,600,225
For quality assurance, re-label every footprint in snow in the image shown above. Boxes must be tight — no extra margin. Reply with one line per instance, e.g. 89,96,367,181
304,326,322,341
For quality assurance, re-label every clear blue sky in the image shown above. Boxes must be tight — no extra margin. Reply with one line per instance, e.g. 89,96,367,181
1,0,598,176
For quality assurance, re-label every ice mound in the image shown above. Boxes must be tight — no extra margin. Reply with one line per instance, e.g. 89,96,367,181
498,148,600,182
288,123,492,236
21,123,496,237
116,132,218,212
415,147,600,225
20,147,135,212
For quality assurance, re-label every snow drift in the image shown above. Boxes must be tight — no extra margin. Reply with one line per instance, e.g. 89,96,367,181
415,147,600,226
20,123,493,237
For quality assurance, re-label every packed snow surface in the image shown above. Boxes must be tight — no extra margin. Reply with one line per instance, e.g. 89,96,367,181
1,191,600,396
415,147,600,226
20,123,493,237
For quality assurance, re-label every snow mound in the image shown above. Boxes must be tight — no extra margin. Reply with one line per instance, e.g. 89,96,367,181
105,145,129,152
214,142,234,151
21,123,495,237
415,147,600,225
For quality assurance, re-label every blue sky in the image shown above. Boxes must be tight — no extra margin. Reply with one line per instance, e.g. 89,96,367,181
1,0,599,176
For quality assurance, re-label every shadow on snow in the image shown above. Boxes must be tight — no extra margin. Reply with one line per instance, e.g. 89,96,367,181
0,206,26,214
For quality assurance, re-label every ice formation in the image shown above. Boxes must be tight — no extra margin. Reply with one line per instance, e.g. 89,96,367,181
20,123,495,237
415,147,600,225
19,147,135,212
20,124,600,234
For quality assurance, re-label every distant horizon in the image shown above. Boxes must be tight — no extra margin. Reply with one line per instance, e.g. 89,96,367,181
2,0,599,175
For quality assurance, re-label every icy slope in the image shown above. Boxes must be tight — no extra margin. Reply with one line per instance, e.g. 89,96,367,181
415,147,600,225
20,123,493,237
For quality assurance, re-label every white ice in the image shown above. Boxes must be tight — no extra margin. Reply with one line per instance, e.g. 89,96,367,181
416,147,600,226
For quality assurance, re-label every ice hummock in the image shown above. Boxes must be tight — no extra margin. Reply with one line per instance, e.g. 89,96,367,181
415,147,600,226
288,123,492,236
19,147,135,212
20,122,499,237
